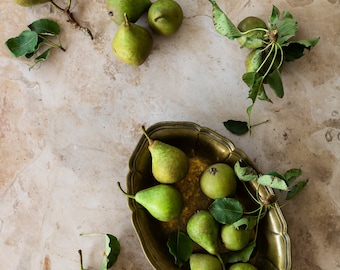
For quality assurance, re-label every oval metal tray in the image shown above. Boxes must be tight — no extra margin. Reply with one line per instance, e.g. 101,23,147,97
126,121,291,270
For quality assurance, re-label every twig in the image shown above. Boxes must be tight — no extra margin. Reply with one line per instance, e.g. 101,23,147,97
50,0,93,39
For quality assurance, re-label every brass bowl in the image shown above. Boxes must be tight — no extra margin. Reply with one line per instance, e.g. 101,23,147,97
126,122,291,270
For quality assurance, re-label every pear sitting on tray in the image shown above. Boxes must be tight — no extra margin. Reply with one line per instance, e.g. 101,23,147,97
142,126,189,184
117,182,183,222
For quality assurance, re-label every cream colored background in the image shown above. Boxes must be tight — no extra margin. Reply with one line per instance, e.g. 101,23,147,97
0,0,339,269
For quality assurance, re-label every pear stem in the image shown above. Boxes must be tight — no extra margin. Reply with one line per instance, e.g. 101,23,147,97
123,13,130,27
141,126,154,145
117,182,135,199
216,254,226,270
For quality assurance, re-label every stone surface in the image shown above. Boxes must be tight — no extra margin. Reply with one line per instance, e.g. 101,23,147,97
0,0,339,269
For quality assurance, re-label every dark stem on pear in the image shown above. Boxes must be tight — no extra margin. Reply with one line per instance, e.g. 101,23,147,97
141,126,154,145
78,249,84,270
50,0,94,40
117,182,135,199
123,13,130,27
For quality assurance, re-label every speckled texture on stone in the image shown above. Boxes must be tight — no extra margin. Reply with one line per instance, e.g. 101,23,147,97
0,0,339,269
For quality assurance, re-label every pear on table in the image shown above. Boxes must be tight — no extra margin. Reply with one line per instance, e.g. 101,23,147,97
117,182,183,222
142,126,189,184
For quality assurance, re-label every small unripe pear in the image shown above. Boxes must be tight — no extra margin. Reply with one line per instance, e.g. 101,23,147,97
229,262,257,270
190,253,223,270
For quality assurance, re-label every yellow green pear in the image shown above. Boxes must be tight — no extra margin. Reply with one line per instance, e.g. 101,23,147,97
187,210,226,270
221,224,251,251
190,253,223,270
107,0,151,25
147,0,183,36
142,126,189,184
13,0,50,7
200,163,237,199
112,14,153,66
117,182,183,222
237,16,267,49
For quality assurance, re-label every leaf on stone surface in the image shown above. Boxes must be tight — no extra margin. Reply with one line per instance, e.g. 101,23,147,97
234,161,258,182
5,30,38,58
28,18,60,36
102,234,120,270
29,49,51,70
248,76,264,103
282,37,320,61
269,5,280,27
167,230,193,267
277,17,298,44
224,120,249,135
284,168,302,186
286,180,308,200
283,10,293,19
208,0,242,39
258,175,288,190
221,242,256,263
267,68,284,98
209,198,243,224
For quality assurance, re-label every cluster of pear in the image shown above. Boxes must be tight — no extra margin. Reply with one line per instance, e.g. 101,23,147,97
118,127,189,221
107,0,183,66
188,163,257,270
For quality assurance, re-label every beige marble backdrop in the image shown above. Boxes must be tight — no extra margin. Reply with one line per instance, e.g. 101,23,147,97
0,0,339,269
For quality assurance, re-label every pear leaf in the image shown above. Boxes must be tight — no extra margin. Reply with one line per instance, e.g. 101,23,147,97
269,5,280,27
258,174,288,190
102,234,120,269
208,0,242,39
221,242,256,263
284,168,302,186
277,17,298,44
286,179,308,200
267,68,284,98
29,49,51,70
224,120,249,135
209,198,243,224
282,37,320,61
234,161,258,182
5,30,38,58
167,230,193,267
232,216,257,230
28,18,61,36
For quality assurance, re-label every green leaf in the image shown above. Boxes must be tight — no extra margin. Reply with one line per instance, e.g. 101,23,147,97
224,120,249,135
209,198,243,224
277,17,298,44
267,68,284,98
208,0,242,39
286,179,308,200
28,18,60,36
282,37,320,61
248,76,264,102
221,242,256,263
232,216,257,230
5,30,38,58
283,10,293,19
269,5,280,27
167,230,193,267
284,168,302,186
102,234,120,270
258,174,288,190
234,161,258,182
29,49,51,70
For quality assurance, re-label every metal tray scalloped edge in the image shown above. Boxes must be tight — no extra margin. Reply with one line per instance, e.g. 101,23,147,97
126,121,292,270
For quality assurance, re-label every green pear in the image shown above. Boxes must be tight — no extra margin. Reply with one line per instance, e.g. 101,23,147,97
107,0,151,25
190,253,223,270
237,16,267,49
187,210,225,270
118,182,183,222
200,163,237,199
245,49,262,73
221,224,251,251
147,0,183,36
229,262,257,270
13,0,50,7
112,14,153,66
142,127,189,184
